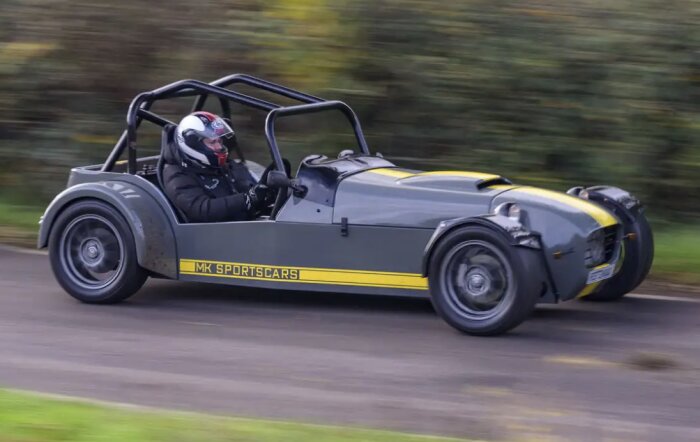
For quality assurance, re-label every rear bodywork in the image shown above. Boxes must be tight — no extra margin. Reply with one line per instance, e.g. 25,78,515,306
38,74,626,304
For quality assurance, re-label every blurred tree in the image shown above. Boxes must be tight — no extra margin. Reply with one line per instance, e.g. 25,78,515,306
0,0,698,221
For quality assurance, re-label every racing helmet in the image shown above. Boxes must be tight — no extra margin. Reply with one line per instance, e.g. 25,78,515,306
176,111,234,168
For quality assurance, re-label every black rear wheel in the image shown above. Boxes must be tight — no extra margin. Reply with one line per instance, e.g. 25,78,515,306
428,226,540,336
49,200,147,303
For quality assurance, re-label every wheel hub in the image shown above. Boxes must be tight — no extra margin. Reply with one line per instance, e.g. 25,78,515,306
465,268,491,298
441,240,513,319
81,238,104,266
60,214,126,290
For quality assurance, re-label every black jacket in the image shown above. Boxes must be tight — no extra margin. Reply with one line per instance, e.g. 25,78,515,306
163,152,257,223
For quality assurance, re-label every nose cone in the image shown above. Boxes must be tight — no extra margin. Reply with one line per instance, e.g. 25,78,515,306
494,186,618,232
492,185,620,301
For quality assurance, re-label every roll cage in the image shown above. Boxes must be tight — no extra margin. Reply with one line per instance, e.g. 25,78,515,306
103,74,371,175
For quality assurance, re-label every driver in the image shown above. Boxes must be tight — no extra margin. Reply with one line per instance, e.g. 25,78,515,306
162,111,273,222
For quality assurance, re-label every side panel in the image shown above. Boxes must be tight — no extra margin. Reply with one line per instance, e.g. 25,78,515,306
174,220,434,296
275,195,334,223
39,172,178,279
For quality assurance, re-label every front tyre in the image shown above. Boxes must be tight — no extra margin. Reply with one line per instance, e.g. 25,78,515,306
48,200,147,304
428,226,540,336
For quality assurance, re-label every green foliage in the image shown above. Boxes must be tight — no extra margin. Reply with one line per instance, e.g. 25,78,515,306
1,0,699,220
0,199,42,230
0,389,467,442
653,227,700,284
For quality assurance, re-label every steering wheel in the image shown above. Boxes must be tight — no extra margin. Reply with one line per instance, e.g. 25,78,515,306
259,158,291,185
259,159,292,216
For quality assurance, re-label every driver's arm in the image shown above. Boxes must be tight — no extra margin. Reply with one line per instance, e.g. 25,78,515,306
163,166,253,222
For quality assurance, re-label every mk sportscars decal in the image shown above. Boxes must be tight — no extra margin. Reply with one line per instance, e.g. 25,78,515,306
179,259,429,290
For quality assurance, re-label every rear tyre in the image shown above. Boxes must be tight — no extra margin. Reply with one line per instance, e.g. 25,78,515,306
584,211,653,301
428,226,540,336
48,200,148,304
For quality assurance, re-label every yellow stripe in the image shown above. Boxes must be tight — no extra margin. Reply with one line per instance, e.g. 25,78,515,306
614,242,625,274
576,263,610,298
180,271,426,290
180,259,421,276
367,168,415,178
180,260,195,272
515,187,617,227
299,269,424,288
413,170,501,181
576,281,601,298
368,168,505,184
179,259,428,290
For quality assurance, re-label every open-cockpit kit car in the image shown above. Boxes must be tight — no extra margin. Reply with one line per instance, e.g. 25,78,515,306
39,74,654,335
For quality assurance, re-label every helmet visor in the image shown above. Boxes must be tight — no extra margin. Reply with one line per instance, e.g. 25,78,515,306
199,117,234,140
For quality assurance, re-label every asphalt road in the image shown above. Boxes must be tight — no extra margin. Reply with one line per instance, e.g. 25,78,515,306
1,246,699,441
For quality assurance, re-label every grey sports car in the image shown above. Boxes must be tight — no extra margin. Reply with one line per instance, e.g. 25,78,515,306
38,75,654,335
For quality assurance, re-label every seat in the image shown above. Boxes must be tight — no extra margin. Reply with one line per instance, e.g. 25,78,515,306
157,125,189,222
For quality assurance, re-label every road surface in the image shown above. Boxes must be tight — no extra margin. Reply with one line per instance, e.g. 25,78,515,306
1,246,699,441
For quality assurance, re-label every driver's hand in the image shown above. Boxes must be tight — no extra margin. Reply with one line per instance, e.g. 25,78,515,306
245,183,273,212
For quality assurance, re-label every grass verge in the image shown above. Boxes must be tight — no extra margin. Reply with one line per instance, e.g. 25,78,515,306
0,199,697,285
0,200,43,247
0,389,466,442
651,227,700,285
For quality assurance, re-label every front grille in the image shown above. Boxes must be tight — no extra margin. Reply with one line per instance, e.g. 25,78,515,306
603,225,617,262
585,226,619,268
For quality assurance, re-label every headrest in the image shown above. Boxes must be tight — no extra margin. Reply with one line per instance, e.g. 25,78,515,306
161,124,181,165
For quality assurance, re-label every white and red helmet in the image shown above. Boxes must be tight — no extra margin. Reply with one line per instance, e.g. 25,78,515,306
176,111,234,168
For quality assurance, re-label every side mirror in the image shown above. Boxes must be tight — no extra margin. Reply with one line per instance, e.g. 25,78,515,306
266,169,307,197
266,170,291,189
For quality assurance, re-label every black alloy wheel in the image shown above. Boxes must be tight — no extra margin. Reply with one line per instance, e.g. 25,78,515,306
48,200,147,303
429,226,540,336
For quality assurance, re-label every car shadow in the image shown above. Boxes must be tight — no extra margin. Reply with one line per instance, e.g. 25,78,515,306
131,279,437,315
124,279,681,337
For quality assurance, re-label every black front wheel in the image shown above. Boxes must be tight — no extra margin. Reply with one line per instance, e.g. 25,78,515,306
48,200,147,304
428,226,540,336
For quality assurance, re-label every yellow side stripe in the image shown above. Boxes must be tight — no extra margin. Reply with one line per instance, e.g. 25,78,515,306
412,170,501,181
181,259,424,276
576,282,601,298
179,259,428,290
576,263,612,298
179,271,427,290
368,168,503,182
180,260,196,272
515,187,618,227
366,170,616,226
367,168,415,178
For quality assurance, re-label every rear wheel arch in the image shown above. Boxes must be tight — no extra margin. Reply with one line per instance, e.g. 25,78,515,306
48,199,148,303
39,183,178,279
